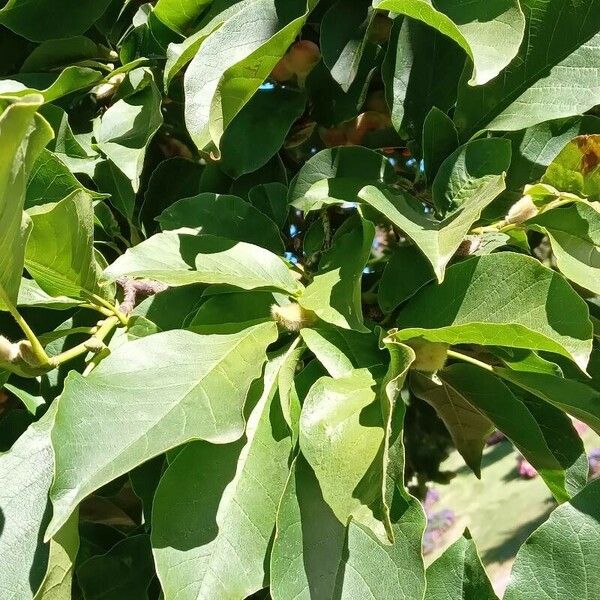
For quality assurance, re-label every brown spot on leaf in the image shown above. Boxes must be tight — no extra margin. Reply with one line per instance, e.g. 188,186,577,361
574,135,600,175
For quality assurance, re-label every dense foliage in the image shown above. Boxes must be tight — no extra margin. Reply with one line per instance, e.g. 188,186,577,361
0,0,599,598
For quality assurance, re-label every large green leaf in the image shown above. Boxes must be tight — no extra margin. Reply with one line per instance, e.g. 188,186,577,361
164,0,258,89
219,86,306,178
184,0,315,151
47,323,278,538
157,192,284,253
411,370,494,478
374,0,525,85
0,403,57,600
270,459,426,599
422,107,459,182
527,202,600,295
378,245,434,312
382,16,464,140
299,368,391,541
25,190,108,301
95,68,162,191
438,364,587,501
394,253,593,370
425,531,498,600
154,0,212,34
104,231,302,295
0,0,113,41
454,0,600,136
77,535,154,599
504,477,600,600
496,367,600,436
432,138,511,216
300,325,385,378
0,93,53,311
320,0,371,92
359,156,506,282
26,149,106,208
299,216,374,331
288,146,396,212
152,351,293,600
0,67,103,102
33,512,79,600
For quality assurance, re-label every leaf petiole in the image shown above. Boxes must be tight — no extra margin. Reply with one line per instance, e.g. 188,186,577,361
49,316,120,368
446,349,494,372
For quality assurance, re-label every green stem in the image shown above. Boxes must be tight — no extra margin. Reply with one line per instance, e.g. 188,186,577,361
50,316,119,368
39,326,97,345
446,349,494,372
80,303,114,318
82,292,128,326
7,303,50,366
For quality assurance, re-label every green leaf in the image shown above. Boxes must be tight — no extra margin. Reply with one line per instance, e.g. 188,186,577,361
152,350,293,600
299,368,390,541
422,107,459,182
505,116,600,200
247,182,289,228
542,135,600,200
454,0,600,136
425,530,498,600
95,68,163,191
504,477,600,600
154,0,212,34
0,93,53,311
300,325,385,378
432,138,512,216
0,67,103,102
394,253,593,370
25,190,109,301
299,216,374,331
157,192,284,253
20,36,109,72
359,154,506,283
219,86,306,178
411,370,494,478
47,323,278,539
374,0,525,85
26,149,106,209
438,364,587,502
289,146,395,212
93,159,136,222
33,512,79,600
0,0,114,41
527,202,600,295
104,231,301,294
17,278,81,310
184,0,315,151
382,16,465,140
77,535,154,600
271,456,426,599
164,0,259,89
378,245,434,313
0,403,57,599
190,291,274,334
320,0,371,92
496,367,600,437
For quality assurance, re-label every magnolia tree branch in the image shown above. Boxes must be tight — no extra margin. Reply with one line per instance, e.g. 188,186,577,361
117,278,168,314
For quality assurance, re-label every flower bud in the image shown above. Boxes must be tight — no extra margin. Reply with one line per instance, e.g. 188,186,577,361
0,335,20,363
271,302,316,332
407,339,449,372
505,195,539,224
